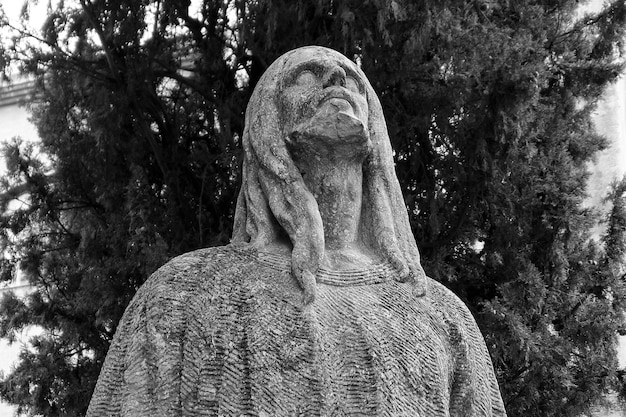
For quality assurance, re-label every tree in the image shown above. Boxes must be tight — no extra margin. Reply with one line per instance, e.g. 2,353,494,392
0,0,625,415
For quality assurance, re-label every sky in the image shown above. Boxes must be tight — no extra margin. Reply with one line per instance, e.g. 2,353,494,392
1,0,48,28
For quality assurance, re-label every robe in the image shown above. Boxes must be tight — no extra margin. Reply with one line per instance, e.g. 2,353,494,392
87,244,507,416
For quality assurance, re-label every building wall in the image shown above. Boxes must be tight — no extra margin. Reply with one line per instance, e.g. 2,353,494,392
0,79,39,173
0,79,37,417
583,2,626,414
586,75,626,224
582,70,626,417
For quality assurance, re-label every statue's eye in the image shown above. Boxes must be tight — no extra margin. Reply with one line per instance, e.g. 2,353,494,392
295,70,317,87
346,76,361,93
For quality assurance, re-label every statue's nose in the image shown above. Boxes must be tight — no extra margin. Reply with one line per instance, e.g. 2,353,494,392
323,66,346,88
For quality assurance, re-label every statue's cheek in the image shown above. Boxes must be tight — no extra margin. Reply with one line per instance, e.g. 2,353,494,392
280,88,320,124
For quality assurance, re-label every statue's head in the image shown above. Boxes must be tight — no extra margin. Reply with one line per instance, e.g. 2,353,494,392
233,46,426,301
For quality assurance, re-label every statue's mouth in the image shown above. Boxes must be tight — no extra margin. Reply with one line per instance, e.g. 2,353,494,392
327,97,350,106
318,87,357,113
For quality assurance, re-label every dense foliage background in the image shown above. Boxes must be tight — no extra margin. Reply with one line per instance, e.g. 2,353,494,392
1,0,626,415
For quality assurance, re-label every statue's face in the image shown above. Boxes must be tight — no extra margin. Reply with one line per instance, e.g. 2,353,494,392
278,49,371,158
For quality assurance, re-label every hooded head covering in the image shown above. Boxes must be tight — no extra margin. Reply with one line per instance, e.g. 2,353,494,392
232,46,426,300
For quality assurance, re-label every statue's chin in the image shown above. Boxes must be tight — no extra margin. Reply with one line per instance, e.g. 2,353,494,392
288,101,371,156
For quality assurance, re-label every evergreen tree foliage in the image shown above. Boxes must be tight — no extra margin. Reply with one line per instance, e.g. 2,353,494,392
0,0,625,415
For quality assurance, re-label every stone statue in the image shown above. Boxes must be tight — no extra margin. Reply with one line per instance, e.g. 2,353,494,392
87,46,507,416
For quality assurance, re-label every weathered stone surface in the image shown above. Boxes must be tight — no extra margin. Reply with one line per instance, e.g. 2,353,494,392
87,46,507,416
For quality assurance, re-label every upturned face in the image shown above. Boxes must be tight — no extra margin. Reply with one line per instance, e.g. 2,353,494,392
277,49,371,159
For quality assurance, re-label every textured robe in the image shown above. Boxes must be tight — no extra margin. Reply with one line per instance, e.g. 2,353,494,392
87,244,507,416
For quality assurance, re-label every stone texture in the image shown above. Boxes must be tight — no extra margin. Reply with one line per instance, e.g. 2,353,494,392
87,46,507,416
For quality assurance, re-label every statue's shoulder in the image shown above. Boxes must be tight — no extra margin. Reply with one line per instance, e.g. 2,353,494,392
422,277,506,415
424,277,481,333
131,243,258,305
154,243,253,274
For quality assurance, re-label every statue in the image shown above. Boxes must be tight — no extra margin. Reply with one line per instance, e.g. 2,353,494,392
87,46,507,416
